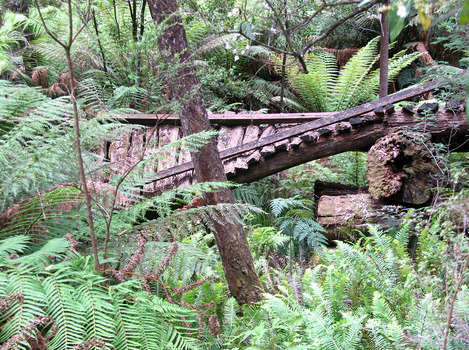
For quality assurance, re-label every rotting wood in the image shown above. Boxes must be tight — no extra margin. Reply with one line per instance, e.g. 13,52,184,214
242,125,260,143
131,79,463,186
157,126,181,190
290,137,303,148
260,125,276,157
231,107,469,183
148,105,469,182
217,125,244,151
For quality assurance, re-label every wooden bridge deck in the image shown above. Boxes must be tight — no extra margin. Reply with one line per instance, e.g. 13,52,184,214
101,79,468,194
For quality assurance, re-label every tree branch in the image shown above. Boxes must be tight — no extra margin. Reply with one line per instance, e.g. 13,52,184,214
301,0,380,56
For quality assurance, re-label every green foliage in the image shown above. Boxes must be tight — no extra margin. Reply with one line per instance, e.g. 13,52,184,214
248,226,289,259
284,37,421,112
328,152,369,187
0,236,199,349
212,205,469,348
271,197,327,252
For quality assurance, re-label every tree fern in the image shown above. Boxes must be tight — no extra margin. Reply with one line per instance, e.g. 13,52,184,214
0,264,46,345
0,237,200,349
284,37,420,112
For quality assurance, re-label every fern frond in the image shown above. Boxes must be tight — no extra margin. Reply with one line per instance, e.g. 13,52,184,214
43,269,87,349
11,238,70,267
287,50,337,112
330,37,379,111
0,236,30,258
0,265,46,344
75,272,117,346
270,197,308,218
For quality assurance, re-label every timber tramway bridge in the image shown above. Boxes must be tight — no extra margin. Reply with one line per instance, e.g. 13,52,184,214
103,79,468,194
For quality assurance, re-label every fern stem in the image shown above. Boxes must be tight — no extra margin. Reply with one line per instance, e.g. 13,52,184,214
32,0,99,270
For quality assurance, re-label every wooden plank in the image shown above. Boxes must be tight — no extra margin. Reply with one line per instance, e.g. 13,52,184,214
143,127,159,193
246,150,262,164
242,125,260,143
157,126,181,190
217,126,245,151
216,79,446,162
108,132,131,175
231,108,469,183
123,112,332,126
175,136,193,188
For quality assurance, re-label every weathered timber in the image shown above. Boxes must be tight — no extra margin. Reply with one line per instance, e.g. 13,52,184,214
374,106,385,117
417,102,439,114
150,105,468,186
336,122,351,133
230,108,468,183
122,112,332,126
217,126,244,151
402,105,414,114
274,139,290,151
300,131,318,142
243,125,260,143
259,125,276,157
147,79,464,185
290,137,303,148
246,150,262,164
349,117,363,128
157,126,181,190
384,104,395,114
317,128,333,136
367,131,437,205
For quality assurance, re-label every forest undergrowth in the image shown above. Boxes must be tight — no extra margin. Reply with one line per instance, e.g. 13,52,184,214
1,0,469,348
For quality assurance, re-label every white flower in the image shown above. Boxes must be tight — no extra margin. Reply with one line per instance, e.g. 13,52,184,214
270,26,277,33
225,42,232,50
234,55,240,61
232,48,237,54
241,49,246,55
246,44,251,50
397,2,408,18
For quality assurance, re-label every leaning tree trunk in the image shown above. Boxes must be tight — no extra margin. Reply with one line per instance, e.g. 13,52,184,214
147,0,262,305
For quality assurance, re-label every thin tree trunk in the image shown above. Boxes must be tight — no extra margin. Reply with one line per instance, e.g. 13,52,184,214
147,0,262,305
379,0,390,98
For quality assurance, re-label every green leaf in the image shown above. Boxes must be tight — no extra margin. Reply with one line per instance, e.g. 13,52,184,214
460,0,469,24
388,0,411,41
240,22,255,40
389,12,405,42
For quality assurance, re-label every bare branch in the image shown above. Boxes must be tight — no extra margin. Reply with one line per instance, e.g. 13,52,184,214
301,0,380,56
33,0,67,49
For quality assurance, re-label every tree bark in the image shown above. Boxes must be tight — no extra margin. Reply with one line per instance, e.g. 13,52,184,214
379,0,390,98
147,0,262,305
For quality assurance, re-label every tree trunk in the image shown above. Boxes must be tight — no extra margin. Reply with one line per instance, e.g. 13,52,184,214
379,0,390,98
147,0,262,305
